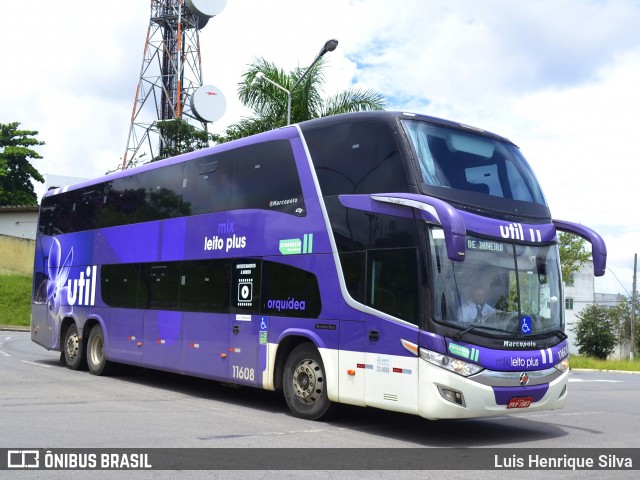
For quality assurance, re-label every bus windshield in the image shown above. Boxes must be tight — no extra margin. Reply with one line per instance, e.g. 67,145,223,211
402,120,547,207
430,228,563,338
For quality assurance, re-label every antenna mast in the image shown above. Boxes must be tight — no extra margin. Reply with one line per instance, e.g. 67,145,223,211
122,0,226,169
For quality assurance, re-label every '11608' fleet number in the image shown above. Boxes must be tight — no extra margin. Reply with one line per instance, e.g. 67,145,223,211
232,366,255,381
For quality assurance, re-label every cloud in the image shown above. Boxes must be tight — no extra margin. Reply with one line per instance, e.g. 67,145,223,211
508,51,640,228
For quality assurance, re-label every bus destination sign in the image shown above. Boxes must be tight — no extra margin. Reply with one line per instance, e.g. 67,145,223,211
467,239,507,253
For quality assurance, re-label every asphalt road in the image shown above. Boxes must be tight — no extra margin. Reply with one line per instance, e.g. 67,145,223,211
1,330,638,479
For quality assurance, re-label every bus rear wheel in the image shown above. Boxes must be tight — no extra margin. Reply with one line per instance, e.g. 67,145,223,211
63,323,86,371
87,324,114,376
283,343,332,420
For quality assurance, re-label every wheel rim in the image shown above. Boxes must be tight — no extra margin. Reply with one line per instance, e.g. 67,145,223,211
292,359,324,404
65,331,79,362
89,333,103,367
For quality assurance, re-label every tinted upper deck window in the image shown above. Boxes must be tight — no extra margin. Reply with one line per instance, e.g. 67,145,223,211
231,140,305,215
303,121,409,196
137,164,186,222
181,155,233,215
181,140,304,216
99,175,141,228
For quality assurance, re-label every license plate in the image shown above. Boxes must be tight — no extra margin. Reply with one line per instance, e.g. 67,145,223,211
507,396,533,409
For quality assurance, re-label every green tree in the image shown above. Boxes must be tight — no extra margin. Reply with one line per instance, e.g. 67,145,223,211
115,119,213,172
611,295,640,356
574,304,617,359
558,232,591,285
154,118,212,161
213,57,386,143
610,296,631,354
0,122,45,205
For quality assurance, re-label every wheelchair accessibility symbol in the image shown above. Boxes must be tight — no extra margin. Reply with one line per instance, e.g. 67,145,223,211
520,316,532,335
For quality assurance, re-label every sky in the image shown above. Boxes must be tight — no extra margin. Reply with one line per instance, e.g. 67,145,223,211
1,0,639,296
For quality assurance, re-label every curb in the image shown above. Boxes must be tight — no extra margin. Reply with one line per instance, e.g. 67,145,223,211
0,325,30,332
571,368,640,375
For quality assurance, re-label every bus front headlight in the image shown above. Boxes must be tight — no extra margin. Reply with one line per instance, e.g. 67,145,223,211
554,355,570,373
419,348,484,377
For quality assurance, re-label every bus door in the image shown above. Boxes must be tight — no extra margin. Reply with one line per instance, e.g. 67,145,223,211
228,259,265,387
363,247,422,414
364,314,420,414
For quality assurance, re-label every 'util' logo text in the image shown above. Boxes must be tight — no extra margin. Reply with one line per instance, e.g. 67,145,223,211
66,266,97,306
499,223,542,242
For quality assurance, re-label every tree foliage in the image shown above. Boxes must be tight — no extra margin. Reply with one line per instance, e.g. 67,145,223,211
610,296,640,356
573,304,617,359
0,122,45,205
154,119,212,161
213,57,387,143
558,232,591,284
610,297,631,349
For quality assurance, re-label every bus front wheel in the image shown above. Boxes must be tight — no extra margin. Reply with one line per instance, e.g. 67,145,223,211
283,343,332,420
63,323,86,371
87,324,114,376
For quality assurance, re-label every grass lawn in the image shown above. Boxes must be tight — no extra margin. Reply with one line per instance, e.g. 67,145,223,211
0,272,32,326
571,355,640,372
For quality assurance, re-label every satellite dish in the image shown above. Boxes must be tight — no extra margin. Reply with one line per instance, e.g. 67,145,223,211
190,85,226,123
194,15,209,29
185,0,226,19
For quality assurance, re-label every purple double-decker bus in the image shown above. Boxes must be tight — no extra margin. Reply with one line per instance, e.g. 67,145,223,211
31,111,606,420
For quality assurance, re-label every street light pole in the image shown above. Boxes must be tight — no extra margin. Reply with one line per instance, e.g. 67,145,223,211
254,39,338,125
631,253,637,361
288,39,339,125
254,72,292,124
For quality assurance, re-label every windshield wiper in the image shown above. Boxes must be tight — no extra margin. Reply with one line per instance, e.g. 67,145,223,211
549,330,568,342
453,323,514,341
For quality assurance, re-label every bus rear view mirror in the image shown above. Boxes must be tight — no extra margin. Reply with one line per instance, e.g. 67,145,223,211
553,219,607,277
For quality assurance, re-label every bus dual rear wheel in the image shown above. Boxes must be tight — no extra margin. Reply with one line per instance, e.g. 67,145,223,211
63,324,86,371
87,325,114,376
283,343,332,420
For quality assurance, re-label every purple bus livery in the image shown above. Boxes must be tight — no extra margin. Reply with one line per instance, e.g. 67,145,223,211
31,111,606,420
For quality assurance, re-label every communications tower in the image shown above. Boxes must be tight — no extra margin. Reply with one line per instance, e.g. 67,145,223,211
122,0,227,169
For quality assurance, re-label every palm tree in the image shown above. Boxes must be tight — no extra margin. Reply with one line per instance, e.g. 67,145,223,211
212,57,386,143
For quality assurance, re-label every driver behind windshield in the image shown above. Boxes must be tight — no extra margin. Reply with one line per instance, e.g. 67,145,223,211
458,286,495,323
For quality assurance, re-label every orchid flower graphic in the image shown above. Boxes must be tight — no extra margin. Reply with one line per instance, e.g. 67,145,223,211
46,238,74,344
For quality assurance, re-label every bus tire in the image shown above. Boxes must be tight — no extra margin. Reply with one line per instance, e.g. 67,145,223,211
283,343,332,420
63,323,86,371
87,324,114,376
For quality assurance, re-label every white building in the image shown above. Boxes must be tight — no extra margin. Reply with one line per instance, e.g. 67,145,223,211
564,262,595,354
0,205,39,240
564,261,626,356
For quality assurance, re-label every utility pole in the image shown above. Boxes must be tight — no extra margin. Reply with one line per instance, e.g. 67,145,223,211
631,253,637,361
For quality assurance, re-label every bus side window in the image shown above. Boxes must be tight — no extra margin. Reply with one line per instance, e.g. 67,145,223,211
304,121,409,196
181,155,232,215
71,185,104,232
338,252,366,304
139,263,181,310
52,190,78,234
180,260,231,313
367,248,420,325
100,175,141,228
38,196,56,236
101,263,142,309
231,141,305,215
261,261,322,318
137,164,185,222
